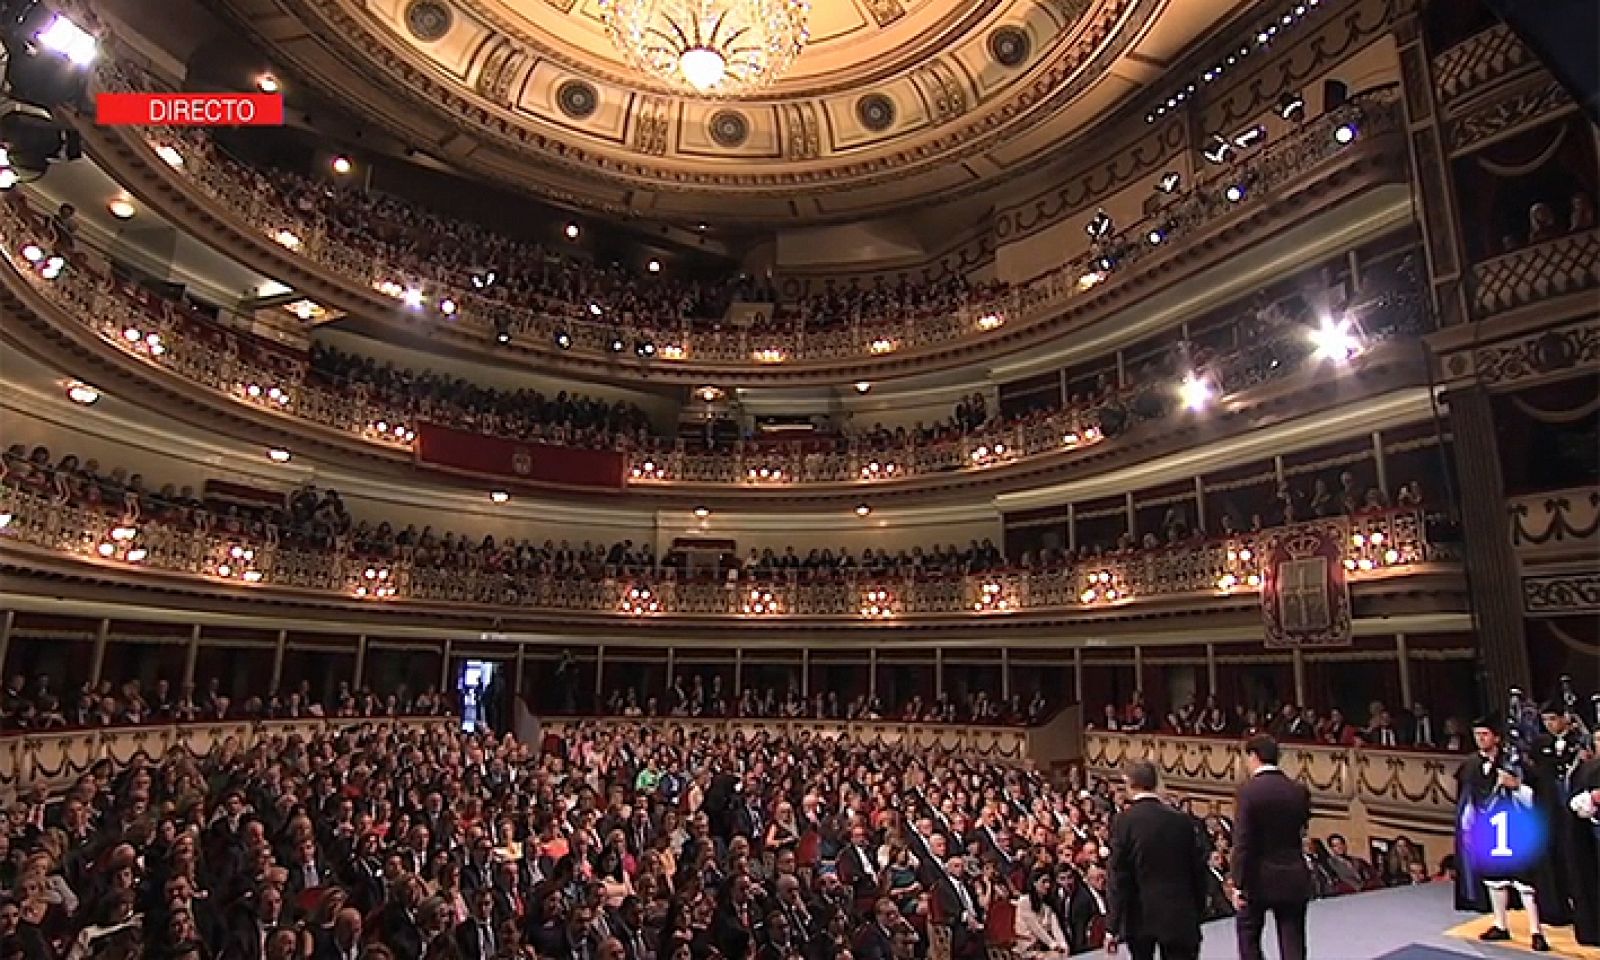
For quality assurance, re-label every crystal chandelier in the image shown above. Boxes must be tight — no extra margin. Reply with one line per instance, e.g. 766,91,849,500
598,0,811,97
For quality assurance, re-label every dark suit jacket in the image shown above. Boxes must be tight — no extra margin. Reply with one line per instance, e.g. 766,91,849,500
455,918,498,960
1067,886,1107,953
852,924,896,960
1229,768,1312,906
1106,797,1207,945
835,845,881,898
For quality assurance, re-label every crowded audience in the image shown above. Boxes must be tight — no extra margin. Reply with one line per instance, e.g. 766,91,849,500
0,712,1439,960
0,672,451,731
600,680,1051,728
1091,691,1467,753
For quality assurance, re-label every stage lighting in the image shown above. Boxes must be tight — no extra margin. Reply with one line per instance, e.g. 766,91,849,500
257,74,280,93
1092,253,1116,273
490,490,510,503
65,379,98,404
635,339,656,358
439,298,457,316
1278,91,1306,120
1333,122,1358,144
331,155,353,175
1179,374,1212,411
1225,184,1246,203
37,15,96,65
1085,209,1113,240
471,269,496,289
268,448,292,463
855,504,871,516
1147,226,1167,245
554,330,573,350
647,259,661,273
107,196,134,219
1156,171,1182,193
588,302,603,316
608,335,626,353
1233,124,1266,149
1203,135,1233,165
565,222,580,239
1310,317,1361,361
693,506,710,518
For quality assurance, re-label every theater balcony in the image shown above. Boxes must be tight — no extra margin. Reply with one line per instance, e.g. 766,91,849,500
73,64,1410,385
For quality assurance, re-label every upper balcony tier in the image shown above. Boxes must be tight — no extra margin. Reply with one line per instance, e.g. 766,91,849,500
1,187,1433,501
0,477,1466,642
76,63,1409,385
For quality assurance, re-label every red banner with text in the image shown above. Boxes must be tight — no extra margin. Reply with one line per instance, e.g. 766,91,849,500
1260,519,1353,648
414,423,627,491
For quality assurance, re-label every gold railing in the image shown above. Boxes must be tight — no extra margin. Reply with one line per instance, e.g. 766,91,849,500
0,716,457,794
1,486,1447,618
96,60,1401,367
1084,730,1459,827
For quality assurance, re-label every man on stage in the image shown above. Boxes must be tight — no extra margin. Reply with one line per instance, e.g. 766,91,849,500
1565,750,1600,946
1533,702,1589,939
1230,735,1312,960
1106,760,1207,960
1455,716,1550,952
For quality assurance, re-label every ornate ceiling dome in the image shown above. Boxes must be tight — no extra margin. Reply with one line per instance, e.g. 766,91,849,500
214,0,1233,221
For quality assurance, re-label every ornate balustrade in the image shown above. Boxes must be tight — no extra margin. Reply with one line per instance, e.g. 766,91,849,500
0,716,457,794
95,60,1400,369
1,485,1449,619
1431,24,1538,107
1470,228,1600,318
1084,731,1460,828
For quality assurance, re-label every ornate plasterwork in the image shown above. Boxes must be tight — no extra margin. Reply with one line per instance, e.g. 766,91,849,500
1447,76,1575,156
205,0,1193,218
1445,315,1600,386
1430,24,1534,109
1523,572,1600,616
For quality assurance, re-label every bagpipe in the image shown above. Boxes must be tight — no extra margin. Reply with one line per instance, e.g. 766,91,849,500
1503,686,1536,787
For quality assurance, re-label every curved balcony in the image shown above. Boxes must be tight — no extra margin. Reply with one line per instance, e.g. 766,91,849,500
77,62,1407,384
0,485,1459,635
0,715,457,792
1084,730,1459,833
0,190,1431,501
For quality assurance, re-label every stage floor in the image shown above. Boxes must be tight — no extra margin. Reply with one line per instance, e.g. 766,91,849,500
1194,882,1597,960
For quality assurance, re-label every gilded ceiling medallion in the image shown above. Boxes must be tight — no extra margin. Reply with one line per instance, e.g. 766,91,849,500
403,0,452,41
989,25,1031,67
556,79,600,118
597,0,812,96
856,93,896,131
708,109,751,147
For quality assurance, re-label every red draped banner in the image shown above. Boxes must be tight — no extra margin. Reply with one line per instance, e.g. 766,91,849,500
414,423,627,490
1260,519,1353,648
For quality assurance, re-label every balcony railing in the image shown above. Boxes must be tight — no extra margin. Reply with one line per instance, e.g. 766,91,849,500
1470,228,1600,318
0,486,1449,619
94,61,1401,368
1507,486,1600,554
1084,730,1459,828
0,716,457,792
2,191,1427,492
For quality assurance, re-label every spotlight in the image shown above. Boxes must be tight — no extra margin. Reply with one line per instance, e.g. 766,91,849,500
1277,91,1305,120
608,335,626,353
1310,316,1361,361
490,490,510,503
1147,226,1167,245
496,330,511,345
107,197,135,219
855,504,871,517
20,243,41,262
854,381,871,394
439,298,457,316
635,339,656,358
1333,122,1358,144
267,448,292,463
589,302,604,316
554,330,573,350
565,222,580,239
257,74,280,93
1203,135,1233,165
693,506,710,518
647,259,661,273
1224,184,1246,203
1092,254,1116,273
1084,209,1114,240
1233,125,1267,149
37,14,97,65
1156,171,1182,193
65,380,98,404
155,145,184,168
1179,374,1212,411
331,155,353,175
470,269,496,289
401,287,424,308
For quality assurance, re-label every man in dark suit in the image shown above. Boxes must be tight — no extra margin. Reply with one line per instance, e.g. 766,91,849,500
1230,734,1312,960
1106,761,1208,960
934,855,986,960
456,889,500,960
311,907,363,960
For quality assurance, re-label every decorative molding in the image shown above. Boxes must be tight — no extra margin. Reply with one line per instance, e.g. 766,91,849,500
474,36,527,108
782,102,823,160
556,79,599,120
861,0,906,28
403,0,452,42
989,26,1032,68
1448,77,1575,156
1508,487,1600,553
856,93,897,132
1523,572,1600,616
708,110,751,149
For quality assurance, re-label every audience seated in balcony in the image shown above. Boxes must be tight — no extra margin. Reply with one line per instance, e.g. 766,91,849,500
0,671,448,731
600,680,1048,727
0,703,1417,960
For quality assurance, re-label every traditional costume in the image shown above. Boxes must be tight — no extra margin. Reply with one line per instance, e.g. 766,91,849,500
1454,715,1552,952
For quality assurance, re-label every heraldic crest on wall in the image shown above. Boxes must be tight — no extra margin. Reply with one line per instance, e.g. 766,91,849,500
1261,519,1354,648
